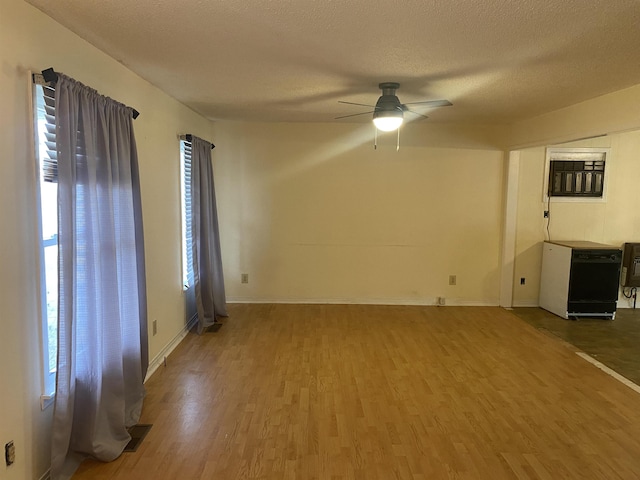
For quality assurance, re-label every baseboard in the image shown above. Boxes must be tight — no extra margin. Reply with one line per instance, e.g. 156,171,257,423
511,302,540,308
226,297,498,307
145,315,198,382
617,303,637,309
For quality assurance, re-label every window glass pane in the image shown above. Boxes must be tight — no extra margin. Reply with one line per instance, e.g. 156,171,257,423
595,172,603,193
585,172,592,192
40,183,57,239
43,242,58,372
564,172,573,192
35,83,58,389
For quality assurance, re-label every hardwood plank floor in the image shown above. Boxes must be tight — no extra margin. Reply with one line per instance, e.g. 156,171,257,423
72,304,640,479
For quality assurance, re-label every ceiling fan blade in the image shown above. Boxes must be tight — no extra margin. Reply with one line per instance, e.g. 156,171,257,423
338,100,377,108
405,110,429,119
402,99,453,107
334,111,375,120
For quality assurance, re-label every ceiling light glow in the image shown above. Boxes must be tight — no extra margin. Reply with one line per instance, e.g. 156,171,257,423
373,115,403,131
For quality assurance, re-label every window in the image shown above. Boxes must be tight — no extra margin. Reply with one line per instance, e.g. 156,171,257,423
180,139,194,289
543,148,610,202
33,79,58,404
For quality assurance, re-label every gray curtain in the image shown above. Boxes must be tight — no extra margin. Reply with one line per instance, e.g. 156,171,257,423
190,136,228,333
50,74,148,480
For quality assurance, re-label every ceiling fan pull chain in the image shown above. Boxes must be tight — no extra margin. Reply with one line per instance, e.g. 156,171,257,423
397,128,400,151
374,126,378,150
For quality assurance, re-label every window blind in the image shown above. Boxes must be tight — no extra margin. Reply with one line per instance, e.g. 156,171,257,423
41,84,57,183
181,140,195,287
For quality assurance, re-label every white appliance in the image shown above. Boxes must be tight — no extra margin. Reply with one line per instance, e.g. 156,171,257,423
539,241,622,319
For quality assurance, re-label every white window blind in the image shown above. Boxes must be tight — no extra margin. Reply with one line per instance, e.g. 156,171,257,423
180,140,195,288
41,84,58,182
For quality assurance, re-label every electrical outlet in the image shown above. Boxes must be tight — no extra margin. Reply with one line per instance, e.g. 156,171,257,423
152,319,157,336
241,273,249,284
520,277,526,285
543,210,549,218
449,275,457,286
5,441,15,466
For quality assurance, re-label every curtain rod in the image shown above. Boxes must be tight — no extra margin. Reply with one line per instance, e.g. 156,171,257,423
180,134,215,149
33,67,140,119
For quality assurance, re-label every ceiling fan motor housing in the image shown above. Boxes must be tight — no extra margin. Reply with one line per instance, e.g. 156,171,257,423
374,82,403,118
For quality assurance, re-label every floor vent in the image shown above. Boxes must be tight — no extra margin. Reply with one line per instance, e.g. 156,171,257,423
124,424,152,452
205,322,222,333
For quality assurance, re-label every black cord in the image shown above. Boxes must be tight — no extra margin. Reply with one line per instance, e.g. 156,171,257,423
622,287,637,308
545,196,551,241
622,287,638,309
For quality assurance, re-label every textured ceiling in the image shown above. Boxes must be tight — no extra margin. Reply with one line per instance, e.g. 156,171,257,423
24,0,640,125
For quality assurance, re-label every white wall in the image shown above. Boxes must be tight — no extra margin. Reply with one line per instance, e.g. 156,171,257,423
214,121,506,306
505,82,640,307
511,132,640,307
0,1,214,478
508,84,640,149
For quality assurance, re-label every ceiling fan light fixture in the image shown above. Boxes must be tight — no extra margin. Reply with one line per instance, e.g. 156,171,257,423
336,82,451,140
373,110,403,131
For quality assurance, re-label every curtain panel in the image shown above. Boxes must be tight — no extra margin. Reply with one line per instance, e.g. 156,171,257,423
50,74,148,480
190,136,228,333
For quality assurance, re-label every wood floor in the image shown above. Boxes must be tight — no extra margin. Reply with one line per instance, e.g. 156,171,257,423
72,304,640,479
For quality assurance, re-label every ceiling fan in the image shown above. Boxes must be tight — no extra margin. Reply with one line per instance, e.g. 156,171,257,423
336,82,452,132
